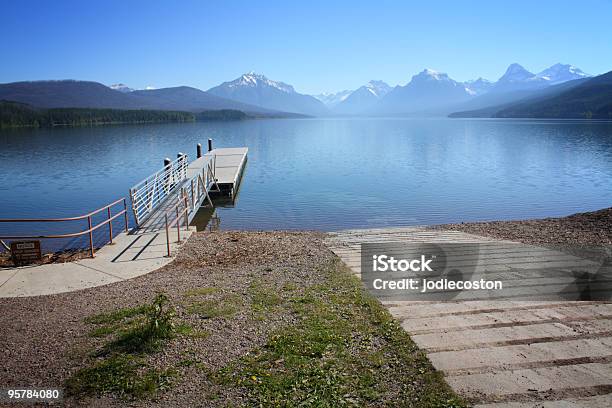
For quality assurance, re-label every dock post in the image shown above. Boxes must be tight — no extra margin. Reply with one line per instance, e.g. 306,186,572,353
177,152,186,179
208,138,213,152
163,158,172,192
197,143,202,158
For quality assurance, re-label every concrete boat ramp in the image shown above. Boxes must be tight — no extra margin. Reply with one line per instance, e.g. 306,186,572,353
0,144,247,297
326,227,612,407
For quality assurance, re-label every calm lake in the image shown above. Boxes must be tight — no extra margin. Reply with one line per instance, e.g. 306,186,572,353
1,118,611,249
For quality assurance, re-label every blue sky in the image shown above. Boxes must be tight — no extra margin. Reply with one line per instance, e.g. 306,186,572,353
1,0,611,94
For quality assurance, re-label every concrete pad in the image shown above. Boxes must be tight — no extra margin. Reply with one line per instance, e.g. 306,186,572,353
325,227,612,405
388,301,581,318
397,304,612,334
430,337,612,372
446,362,612,399
0,268,19,287
475,393,612,408
0,262,121,297
412,322,608,351
0,229,193,297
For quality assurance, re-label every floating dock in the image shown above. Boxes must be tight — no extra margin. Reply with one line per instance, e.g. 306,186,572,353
0,141,248,297
131,144,248,233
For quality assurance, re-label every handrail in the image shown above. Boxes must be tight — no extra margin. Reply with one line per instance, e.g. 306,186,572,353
183,154,217,215
164,191,190,257
0,198,127,223
0,198,129,258
129,155,189,226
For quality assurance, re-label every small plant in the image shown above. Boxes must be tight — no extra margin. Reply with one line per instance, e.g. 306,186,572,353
68,293,179,399
146,293,175,338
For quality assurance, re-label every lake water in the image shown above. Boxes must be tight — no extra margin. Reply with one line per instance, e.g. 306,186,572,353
1,118,611,250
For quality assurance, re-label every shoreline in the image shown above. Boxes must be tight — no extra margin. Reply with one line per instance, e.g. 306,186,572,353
431,207,611,246
0,208,610,405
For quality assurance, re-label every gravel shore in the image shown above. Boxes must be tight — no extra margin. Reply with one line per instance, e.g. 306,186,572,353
431,207,612,247
0,231,330,406
0,230,462,407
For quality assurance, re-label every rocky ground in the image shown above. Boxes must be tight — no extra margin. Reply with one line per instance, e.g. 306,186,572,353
0,231,463,407
431,207,612,247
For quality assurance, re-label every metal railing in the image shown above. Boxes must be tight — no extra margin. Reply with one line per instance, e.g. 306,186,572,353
184,154,218,214
164,155,218,257
164,192,189,257
0,198,128,258
129,155,189,226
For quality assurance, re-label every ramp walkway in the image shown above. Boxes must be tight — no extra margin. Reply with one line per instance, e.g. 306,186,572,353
0,142,248,297
326,227,612,407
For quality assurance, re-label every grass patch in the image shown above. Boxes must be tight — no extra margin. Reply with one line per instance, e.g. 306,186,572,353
249,280,283,311
183,287,220,297
282,282,298,292
67,294,179,400
187,300,238,319
88,324,120,338
186,294,241,319
215,260,467,407
84,304,148,325
175,324,210,339
65,354,176,399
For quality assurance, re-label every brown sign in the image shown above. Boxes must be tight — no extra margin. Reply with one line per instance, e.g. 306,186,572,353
11,240,42,265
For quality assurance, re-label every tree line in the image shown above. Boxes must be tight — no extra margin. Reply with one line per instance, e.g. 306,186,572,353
0,101,249,128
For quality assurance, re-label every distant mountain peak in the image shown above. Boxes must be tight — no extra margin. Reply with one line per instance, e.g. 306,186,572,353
364,80,391,97
499,63,535,82
231,72,296,94
465,77,492,84
110,83,134,93
537,63,590,84
208,73,328,116
464,77,493,96
412,69,453,82
314,89,353,107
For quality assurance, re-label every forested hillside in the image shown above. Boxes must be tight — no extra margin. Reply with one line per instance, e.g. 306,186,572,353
0,101,250,128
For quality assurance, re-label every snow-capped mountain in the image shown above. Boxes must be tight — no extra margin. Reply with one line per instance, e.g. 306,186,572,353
536,63,590,85
490,63,549,93
489,63,590,94
464,78,493,96
333,80,392,115
313,90,353,107
363,80,392,98
109,83,134,93
208,72,328,116
371,69,473,115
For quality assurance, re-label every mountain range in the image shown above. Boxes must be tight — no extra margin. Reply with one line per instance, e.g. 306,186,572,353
331,80,392,115
0,63,608,120
0,80,289,116
452,70,612,119
207,72,328,116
